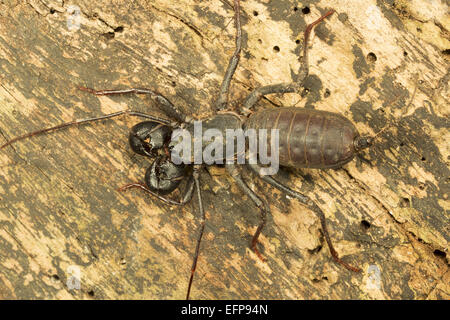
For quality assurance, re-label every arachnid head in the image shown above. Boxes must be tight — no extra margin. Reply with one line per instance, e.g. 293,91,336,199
129,121,172,157
353,135,373,152
145,156,186,194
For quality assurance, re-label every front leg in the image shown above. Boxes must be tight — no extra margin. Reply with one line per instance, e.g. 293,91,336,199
79,86,188,124
186,165,207,300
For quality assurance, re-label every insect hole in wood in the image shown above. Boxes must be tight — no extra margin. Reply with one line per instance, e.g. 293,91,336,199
2,1,395,299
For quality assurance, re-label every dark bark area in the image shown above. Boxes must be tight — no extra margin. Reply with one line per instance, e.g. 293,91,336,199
0,0,448,299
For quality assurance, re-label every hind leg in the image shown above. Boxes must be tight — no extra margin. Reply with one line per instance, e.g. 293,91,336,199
240,9,335,115
248,164,361,272
226,164,269,261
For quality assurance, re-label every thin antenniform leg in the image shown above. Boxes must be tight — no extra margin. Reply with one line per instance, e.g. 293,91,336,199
79,86,187,123
0,110,173,150
248,164,361,273
215,0,242,111
226,164,268,262
240,9,335,115
186,165,206,300
118,175,195,206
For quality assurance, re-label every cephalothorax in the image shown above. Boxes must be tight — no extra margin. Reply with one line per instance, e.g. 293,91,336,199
1,2,382,299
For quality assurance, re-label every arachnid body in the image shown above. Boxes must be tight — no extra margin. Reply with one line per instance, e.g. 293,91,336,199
0,2,362,299
2,0,443,300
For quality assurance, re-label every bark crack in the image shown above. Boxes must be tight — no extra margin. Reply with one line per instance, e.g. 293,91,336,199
147,3,205,42
424,269,450,299
341,167,447,269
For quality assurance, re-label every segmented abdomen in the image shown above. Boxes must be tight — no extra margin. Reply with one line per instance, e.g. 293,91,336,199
244,107,359,169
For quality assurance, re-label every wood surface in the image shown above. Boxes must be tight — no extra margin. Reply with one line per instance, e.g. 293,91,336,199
0,0,448,299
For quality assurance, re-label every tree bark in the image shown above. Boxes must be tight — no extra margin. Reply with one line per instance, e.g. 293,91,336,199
0,0,448,299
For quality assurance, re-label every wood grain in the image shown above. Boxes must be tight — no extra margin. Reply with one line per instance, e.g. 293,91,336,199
0,0,448,299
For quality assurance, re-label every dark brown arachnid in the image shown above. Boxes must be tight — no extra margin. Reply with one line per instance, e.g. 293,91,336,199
2,1,389,299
